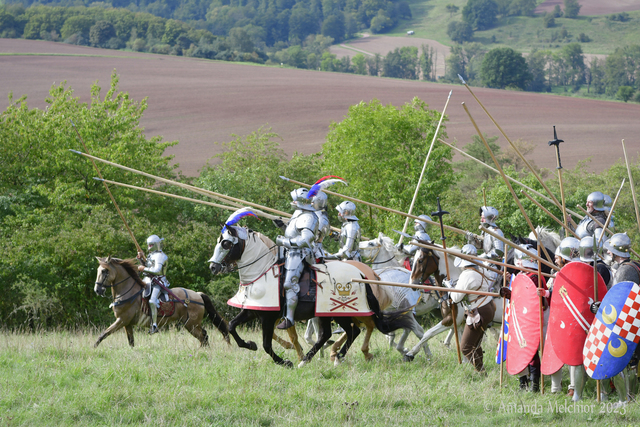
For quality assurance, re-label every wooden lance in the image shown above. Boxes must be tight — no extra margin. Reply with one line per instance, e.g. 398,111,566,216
431,197,462,364
461,102,554,265
437,138,584,220
499,243,508,387
458,75,564,212
520,190,579,239
399,90,453,244
622,139,640,234
537,243,545,394
596,179,626,247
351,278,500,297
70,121,145,262
548,126,571,233
481,226,559,272
593,225,601,402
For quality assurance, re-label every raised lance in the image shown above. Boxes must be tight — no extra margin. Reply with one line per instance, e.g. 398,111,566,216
548,126,571,232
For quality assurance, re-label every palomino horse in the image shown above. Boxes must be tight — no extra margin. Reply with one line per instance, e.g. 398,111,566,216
208,226,414,367
94,256,230,347
402,227,561,361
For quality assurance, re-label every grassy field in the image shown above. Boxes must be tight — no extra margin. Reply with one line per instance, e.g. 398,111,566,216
383,0,640,55
1,325,639,426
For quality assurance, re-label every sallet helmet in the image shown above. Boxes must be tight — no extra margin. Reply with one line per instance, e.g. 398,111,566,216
336,201,358,221
479,206,499,227
311,191,328,211
579,236,602,262
290,188,314,211
414,215,432,233
604,232,631,258
555,237,580,263
515,244,538,269
587,191,605,212
147,234,164,252
454,244,478,268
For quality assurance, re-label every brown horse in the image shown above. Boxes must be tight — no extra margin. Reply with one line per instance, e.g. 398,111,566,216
94,256,230,348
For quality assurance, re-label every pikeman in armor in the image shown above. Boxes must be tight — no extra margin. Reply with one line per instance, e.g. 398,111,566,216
465,206,504,261
137,234,169,334
274,188,319,330
397,215,432,257
604,194,615,233
331,201,362,261
574,191,608,238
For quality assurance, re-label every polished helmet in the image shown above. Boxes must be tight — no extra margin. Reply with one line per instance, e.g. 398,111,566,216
311,191,328,211
290,188,314,211
579,236,602,262
604,232,631,258
453,244,478,268
479,206,499,227
147,234,164,252
603,194,612,214
515,244,538,269
587,191,605,212
336,201,358,221
414,215,432,233
555,237,580,263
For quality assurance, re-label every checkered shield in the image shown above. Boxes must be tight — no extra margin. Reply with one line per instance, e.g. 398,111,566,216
583,281,639,379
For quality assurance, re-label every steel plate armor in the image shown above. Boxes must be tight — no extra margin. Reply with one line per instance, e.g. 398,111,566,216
336,221,361,261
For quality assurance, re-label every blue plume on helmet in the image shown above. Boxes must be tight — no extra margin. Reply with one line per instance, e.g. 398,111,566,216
222,207,259,233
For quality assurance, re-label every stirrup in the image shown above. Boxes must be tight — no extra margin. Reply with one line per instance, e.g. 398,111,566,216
277,318,294,330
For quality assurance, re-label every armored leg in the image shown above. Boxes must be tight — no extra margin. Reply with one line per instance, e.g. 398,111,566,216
277,263,302,330
572,365,587,402
550,368,563,393
613,370,629,404
149,285,160,334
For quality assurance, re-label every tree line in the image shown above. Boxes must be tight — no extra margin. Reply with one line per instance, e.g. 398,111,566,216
2,72,639,329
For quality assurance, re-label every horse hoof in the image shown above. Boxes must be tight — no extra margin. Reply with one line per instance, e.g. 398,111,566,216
283,360,294,369
334,357,343,367
403,353,415,362
298,360,308,368
364,353,374,362
247,341,258,351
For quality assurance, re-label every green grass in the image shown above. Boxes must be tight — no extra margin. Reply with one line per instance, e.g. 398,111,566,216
384,0,640,55
1,325,639,426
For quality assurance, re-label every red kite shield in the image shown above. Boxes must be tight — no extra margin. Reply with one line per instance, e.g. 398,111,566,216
549,262,608,366
541,325,563,375
506,273,541,375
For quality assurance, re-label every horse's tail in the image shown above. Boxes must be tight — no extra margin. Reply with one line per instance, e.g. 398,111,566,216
199,293,230,344
365,283,416,334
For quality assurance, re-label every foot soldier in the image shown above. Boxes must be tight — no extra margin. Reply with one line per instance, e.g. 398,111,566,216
331,201,361,261
465,206,504,290
574,191,608,238
137,234,169,334
275,188,319,330
397,215,432,257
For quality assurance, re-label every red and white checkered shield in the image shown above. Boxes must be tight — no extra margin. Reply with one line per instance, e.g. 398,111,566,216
549,262,608,366
506,273,541,375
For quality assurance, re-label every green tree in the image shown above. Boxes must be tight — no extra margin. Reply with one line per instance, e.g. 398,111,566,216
383,46,418,79
322,98,454,233
563,0,581,18
462,0,498,31
89,20,116,47
60,15,94,41
447,20,473,44
526,49,549,92
321,13,345,43
229,27,254,52
481,47,531,89
446,4,459,18
617,86,635,102
352,53,367,74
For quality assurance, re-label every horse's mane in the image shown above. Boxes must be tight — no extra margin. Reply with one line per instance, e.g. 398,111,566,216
378,233,397,253
101,257,147,288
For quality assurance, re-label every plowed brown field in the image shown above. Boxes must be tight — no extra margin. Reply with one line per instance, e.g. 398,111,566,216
2,39,639,176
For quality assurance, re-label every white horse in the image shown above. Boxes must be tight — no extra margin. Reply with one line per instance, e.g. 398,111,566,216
402,226,561,361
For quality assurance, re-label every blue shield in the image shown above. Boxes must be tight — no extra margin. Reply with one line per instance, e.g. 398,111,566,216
583,281,639,379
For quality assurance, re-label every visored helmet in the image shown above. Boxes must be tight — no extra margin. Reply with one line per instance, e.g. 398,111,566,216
336,201,358,221
290,188,314,211
311,191,328,211
414,215,432,233
579,236,603,262
605,232,631,258
147,234,164,252
515,244,538,269
454,244,478,268
555,237,580,262
479,206,499,227
587,191,605,212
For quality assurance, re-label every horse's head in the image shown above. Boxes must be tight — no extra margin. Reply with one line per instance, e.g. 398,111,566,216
94,256,116,296
209,226,247,275
410,244,442,286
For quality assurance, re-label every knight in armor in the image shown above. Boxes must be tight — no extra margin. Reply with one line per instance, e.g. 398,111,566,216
574,191,608,239
137,234,169,334
274,188,319,330
330,201,361,261
397,215,432,257
465,206,504,261
579,235,612,288
311,191,331,263
450,244,496,374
